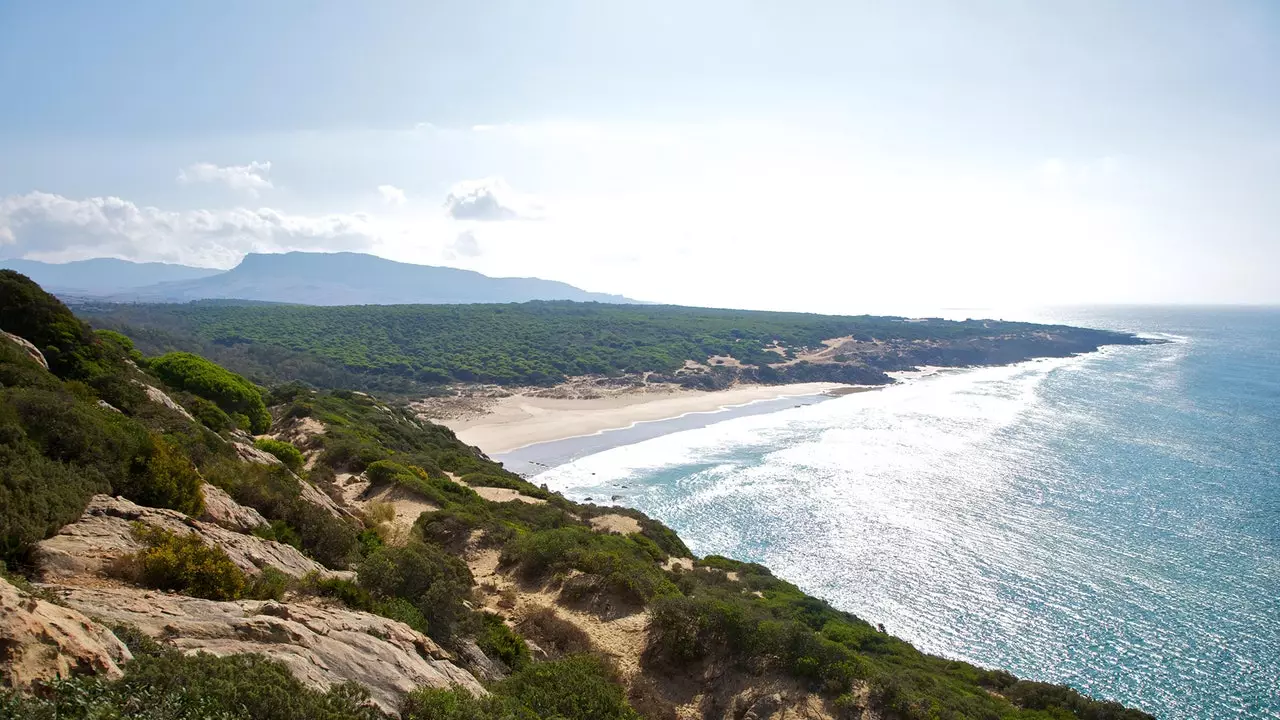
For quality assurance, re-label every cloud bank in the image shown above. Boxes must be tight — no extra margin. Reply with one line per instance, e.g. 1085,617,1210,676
177,161,274,195
0,192,377,268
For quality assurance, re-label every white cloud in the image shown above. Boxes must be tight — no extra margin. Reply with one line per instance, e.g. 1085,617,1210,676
443,177,535,221
377,184,407,205
0,192,378,268
444,230,482,259
177,161,274,195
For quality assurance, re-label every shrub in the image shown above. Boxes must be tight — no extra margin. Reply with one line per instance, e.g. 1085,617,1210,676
492,654,639,720
0,649,386,720
517,607,593,658
477,612,531,672
184,394,236,432
253,519,303,550
245,565,292,601
500,526,678,606
118,433,205,516
254,437,305,471
126,524,246,600
0,443,107,564
357,541,474,642
373,597,430,635
149,351,271,433
403,655,639,720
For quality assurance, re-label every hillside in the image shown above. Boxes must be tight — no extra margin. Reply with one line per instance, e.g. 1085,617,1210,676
0,270,1156,719
80,298,1155,393
102,251,636,305
0,257,222,295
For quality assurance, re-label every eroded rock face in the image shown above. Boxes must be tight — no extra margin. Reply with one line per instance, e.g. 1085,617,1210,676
0,577,131,689
33,495,333,581
54,584,484,715
199,483,269,532
1,331,48,370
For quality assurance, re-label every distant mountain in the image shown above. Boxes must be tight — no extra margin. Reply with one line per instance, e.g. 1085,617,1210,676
108,252,636,305
0,258,222,295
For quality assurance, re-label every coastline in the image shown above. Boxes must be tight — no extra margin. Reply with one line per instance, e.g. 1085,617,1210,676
433,382,860,455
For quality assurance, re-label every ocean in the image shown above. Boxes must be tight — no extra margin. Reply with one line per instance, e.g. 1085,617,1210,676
516,307,1280,719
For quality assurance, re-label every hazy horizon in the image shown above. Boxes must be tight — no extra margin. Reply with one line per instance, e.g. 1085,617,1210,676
2,1,1278,314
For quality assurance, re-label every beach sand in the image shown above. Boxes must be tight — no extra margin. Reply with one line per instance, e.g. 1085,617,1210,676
436,382,852,454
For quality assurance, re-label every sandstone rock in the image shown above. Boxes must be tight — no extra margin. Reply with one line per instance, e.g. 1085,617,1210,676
2,331,48,370
54,584,484,715
233,440,284,466
34,495,333,581
134,381,197,423
97,400,123,413
0,577,131,689
456,637,507,681
199,483,269,532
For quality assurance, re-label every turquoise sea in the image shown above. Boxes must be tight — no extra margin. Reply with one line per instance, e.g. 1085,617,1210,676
515,307,1280,719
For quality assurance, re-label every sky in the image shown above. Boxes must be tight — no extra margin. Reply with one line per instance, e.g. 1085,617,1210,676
1,0,1278,313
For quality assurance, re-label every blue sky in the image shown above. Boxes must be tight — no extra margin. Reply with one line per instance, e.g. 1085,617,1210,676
1,1,1277,311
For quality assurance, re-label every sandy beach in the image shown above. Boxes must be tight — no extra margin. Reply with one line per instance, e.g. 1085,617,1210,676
435,382,854,454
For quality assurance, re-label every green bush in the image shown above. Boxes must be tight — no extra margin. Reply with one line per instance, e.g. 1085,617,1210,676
245,565,292,601
183,394,236,432
373,597,430,635
0,443,107,564
0,649,385,720
149,351,271,433
403,655,639,720
491,654,639,720
255,437,305,471
118,433,205,516
477,611,531,672
357,541,474,642
500,526,678,606
126,524,246,600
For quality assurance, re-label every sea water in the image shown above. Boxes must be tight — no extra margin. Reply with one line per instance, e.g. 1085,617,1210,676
526,307,1280,719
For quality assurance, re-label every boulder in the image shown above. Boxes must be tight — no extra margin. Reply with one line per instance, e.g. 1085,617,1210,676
134,381,198,423
233,440,284,466
2,331,48,370
54,584,484,715
199,483,269,532
0,577,131,689
33,495,334,581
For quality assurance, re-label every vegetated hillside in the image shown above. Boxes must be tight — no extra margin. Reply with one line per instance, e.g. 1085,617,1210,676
0,270,1157,720
0,257,221,295
106,251,636,305
81,298,1153,392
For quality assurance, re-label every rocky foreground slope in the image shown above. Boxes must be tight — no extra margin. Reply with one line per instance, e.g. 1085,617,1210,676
0,270,1155,720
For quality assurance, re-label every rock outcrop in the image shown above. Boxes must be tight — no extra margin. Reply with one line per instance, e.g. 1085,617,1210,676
0,577,131,689
134,380,197,423
233,441,357,523
1,331,48,370
199,483,269,532
53,584,484,715
34,495,334,581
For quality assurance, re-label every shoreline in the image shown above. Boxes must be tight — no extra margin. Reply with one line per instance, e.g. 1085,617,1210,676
435,382,862,455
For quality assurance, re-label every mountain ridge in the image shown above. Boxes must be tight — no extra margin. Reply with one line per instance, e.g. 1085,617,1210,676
0,257,222,295
2,252,638,306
